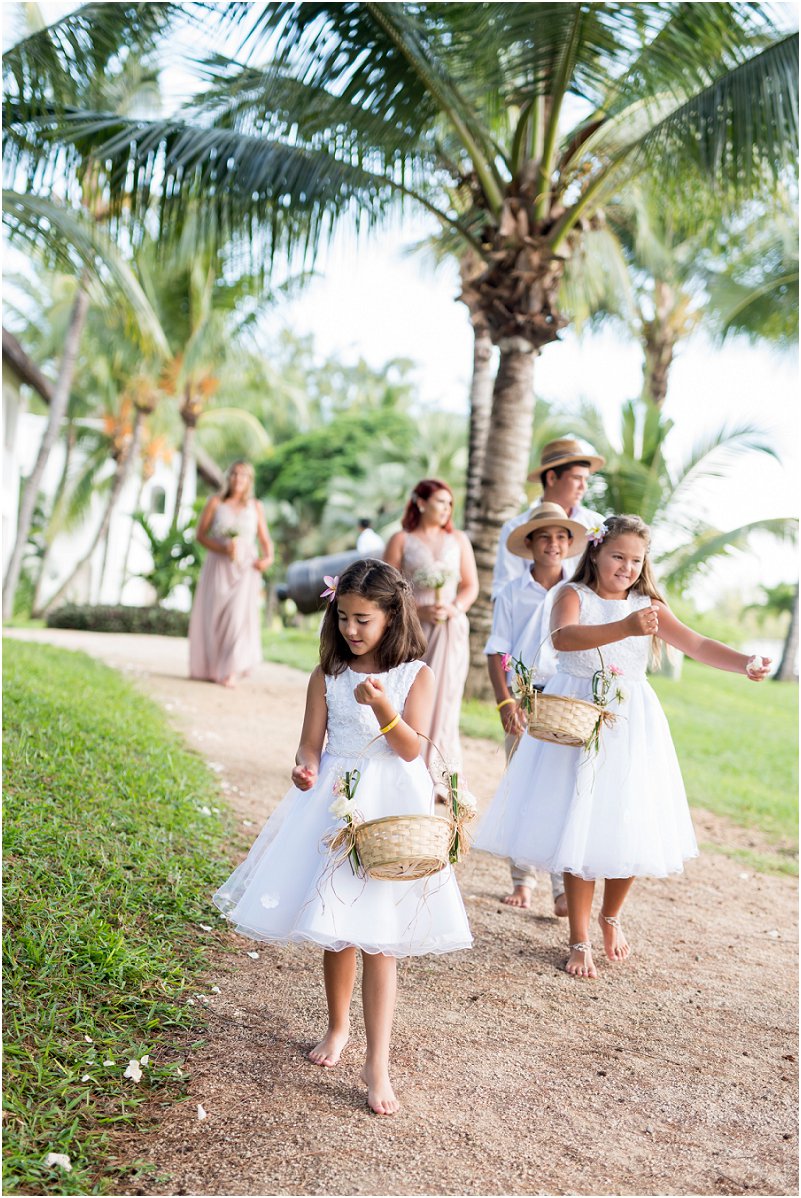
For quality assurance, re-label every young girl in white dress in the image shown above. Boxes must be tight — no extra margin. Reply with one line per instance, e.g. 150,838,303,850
214,559,472,1114
474,515,770,980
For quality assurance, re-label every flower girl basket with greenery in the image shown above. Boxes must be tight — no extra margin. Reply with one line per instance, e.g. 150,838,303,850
508,629,622,751
327,736,475,881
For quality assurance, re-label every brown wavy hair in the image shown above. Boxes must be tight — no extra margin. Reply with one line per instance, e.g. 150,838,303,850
221,460,254,501
570,514,665,666
400,479,455,533
319,559,427,676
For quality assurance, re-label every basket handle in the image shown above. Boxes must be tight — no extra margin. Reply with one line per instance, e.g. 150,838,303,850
351,727,455,819
528,624,605,676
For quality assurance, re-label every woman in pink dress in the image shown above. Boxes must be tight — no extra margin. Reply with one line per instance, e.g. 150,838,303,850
189,461,274,687
384,479,479,769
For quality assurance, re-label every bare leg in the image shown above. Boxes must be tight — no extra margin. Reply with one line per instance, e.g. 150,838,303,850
563,872,597,979
359,952,399,1115
308,948,355,1066
503,861,535,908
598,877,635,961
550,872,568,917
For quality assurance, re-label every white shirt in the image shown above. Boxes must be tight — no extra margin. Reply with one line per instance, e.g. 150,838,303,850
484,568,565,680
491,499,605,599
356,528,385,556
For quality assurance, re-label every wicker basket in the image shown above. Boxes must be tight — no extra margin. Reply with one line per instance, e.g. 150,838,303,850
525,630,605,748
354,812,453,880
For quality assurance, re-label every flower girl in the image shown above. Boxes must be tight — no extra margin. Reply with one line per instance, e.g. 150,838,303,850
214,559,471,1113
475,515,770,979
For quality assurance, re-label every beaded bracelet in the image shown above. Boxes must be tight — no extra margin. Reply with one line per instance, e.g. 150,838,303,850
379,713,400,735
496,698,515,711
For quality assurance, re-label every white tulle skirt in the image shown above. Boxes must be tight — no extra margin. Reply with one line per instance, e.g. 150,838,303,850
473,673,699,880
213,750,473,957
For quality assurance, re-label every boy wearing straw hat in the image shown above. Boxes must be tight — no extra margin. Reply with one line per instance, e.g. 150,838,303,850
492,436,606,600
485,504,587,915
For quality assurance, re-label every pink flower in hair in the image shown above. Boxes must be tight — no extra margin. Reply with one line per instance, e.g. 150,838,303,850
320,575,339,603
585,522,607,546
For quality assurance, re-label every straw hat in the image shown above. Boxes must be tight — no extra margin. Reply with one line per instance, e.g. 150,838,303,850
506,503,588,559
528,436,605,481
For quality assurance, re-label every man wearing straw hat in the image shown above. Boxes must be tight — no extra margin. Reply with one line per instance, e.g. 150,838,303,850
486,503,588,916
491,436,606,600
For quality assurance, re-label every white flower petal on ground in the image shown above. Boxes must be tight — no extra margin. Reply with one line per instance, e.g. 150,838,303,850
197,924,212,932
44,1153,72,1172
767,929,780,939
259,894,279,910
197,1104,207,1120
207,762,224,773
124,1059,143,1083
140,1055,150,1066
246,950,260,959
186,998,196,1005
103,1059,115,1066
83,1035,93,1043
81,1074,91,1082
210,986,221,994
197,805,212,816
242,819,254,827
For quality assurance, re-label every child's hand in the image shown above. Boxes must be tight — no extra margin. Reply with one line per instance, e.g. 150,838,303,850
624,605,659,637
292,763,317,790
353,676,385,707
745,655,771,682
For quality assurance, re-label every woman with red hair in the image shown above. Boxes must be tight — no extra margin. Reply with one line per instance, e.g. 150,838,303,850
384,479,478,769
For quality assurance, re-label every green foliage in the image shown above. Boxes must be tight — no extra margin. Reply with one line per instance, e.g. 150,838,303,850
133,511,201,603
745,581,798,625
2,640,232,1194
46,604,189,637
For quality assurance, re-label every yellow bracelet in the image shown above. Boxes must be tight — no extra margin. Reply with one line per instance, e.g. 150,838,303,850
496,698,515,711
379,713,400,735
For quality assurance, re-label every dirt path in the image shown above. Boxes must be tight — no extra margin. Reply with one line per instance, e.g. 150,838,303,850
7,629,798,1196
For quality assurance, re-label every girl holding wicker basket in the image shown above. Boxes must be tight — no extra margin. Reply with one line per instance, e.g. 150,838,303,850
214,559,471,1115
474,514,770,980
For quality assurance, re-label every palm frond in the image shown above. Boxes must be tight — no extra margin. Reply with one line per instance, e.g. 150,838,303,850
660,516,798,588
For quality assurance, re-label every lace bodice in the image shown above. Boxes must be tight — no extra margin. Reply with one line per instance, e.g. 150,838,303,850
210,499,258,544
554,583,652,679
401,533,461,602
324,661,426,758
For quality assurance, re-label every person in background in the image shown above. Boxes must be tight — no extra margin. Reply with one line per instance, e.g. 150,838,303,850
356,517,385,557
492,436,606,600
189,461,273,688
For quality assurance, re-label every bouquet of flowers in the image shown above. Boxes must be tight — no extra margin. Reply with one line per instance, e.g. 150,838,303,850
413,565,456,621
224,528,239,561
329,769,363,874
500,652,543,714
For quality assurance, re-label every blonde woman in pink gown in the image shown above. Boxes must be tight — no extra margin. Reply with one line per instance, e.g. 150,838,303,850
384,479,479,769
189,461,274,687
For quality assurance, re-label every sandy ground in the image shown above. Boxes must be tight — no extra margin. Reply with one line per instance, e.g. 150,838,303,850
6,628,798,1197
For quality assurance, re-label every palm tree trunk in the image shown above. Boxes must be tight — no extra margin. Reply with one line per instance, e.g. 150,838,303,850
118,471,147,602
642,280,677,409
41,417,142,614
465,342,537,700
776,582,799,682
463,317,495,539
173,402,195,526
31,423,77,617
96,412,143,600
3,275,90,619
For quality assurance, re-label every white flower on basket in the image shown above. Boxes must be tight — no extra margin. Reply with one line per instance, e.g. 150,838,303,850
329,795,356,820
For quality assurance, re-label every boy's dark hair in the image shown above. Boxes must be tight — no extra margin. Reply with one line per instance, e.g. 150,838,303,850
357,517,372,529
540,459,592,490
319,559,427,676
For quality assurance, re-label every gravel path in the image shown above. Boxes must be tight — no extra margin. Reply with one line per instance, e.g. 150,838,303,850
7,629,798,1196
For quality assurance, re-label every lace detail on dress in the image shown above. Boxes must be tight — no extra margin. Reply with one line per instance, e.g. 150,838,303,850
401,534,461,603
324,661,425,758
555,583,652,679
210,499,258,544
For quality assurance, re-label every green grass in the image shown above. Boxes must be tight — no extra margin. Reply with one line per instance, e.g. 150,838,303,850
2,640,233,1196
261,627,797,865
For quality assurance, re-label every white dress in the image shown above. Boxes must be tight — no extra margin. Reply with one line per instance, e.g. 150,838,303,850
474,584,699,880
213,660,473,957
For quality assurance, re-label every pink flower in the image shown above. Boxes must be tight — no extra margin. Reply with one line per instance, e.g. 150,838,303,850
609,664,623,677
320,575,339,603
501,653,512,672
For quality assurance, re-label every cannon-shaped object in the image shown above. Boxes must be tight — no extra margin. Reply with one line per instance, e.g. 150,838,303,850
275,549,384,615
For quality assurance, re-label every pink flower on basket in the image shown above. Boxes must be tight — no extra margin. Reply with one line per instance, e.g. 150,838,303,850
501,652,512,672
320,575,339,603
609,664,623,676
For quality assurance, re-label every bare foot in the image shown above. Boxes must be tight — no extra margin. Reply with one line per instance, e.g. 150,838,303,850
220,675,236,689
501,884,532,909
307,1026,349,1067
553,892,568,918
565,943,597,979
598,912,630,962
360,1063,400,1115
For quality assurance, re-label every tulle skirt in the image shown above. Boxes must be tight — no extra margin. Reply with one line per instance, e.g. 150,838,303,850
473,673,699,880
213,750,473,957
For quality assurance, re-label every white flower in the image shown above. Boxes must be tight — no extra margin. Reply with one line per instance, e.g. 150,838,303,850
81,1074,91,1083
197,923,212,932
259,893,279,910
585,522,607,546
83,1035,93,1044
124,1059,143,1083
103,1059,115,1066
246,950,260,959
329,795,355,820
197,1103,207,1121
140,1054,150,1066
455,788,477,811
44,1153,72,1172
210,985,221,994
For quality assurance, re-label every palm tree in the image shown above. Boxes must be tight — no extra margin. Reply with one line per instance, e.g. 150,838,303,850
12,3,795,661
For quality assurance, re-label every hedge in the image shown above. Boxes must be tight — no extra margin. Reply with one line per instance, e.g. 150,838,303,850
46,604,190,636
